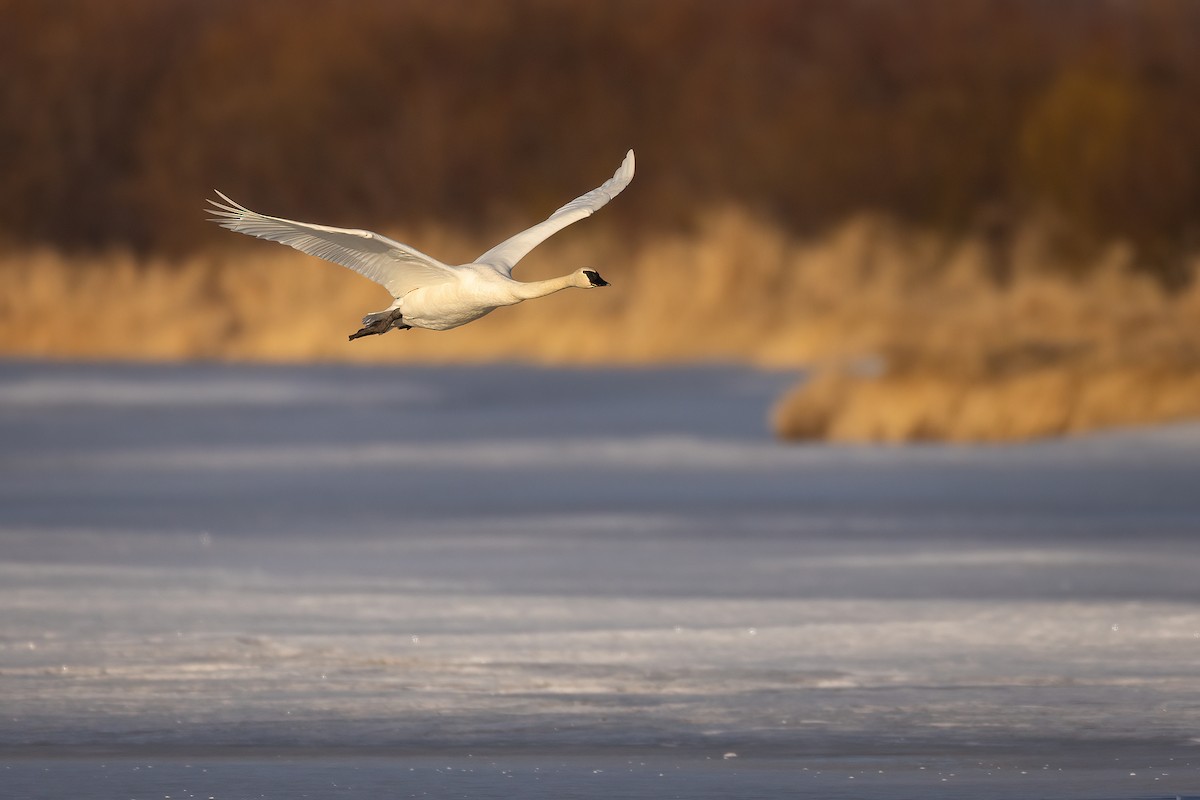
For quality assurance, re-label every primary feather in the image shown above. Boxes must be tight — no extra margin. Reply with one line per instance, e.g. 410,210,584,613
207,191,457,298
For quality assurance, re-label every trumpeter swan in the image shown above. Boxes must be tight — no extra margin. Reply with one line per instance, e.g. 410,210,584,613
208,150,634,340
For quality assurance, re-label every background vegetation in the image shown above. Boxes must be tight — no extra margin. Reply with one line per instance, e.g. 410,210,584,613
5,0,1200,274
3,0,1199,440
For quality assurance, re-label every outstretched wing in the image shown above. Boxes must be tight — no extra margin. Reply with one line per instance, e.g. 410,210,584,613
474,150,635,276
207,192,458,298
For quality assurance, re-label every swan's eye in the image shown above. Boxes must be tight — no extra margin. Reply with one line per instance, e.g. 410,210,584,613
583,270,609,287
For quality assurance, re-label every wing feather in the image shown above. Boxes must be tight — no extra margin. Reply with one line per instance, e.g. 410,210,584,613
207,192,457,298
474,150,634,275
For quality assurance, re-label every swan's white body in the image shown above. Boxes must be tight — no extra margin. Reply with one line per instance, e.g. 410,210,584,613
208,150,634,339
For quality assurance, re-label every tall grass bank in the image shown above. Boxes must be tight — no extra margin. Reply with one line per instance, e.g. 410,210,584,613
3,211,1197,441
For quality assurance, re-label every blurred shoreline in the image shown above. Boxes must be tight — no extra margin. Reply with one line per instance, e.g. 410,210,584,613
3,210,1197,441
6,1,1200,441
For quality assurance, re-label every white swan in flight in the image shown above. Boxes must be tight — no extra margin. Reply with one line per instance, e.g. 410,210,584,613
208,150,634,340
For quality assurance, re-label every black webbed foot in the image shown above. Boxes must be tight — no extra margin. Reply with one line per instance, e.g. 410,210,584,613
348,313,411,341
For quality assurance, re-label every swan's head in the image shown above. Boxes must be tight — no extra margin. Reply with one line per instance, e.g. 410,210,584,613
577,268,610,288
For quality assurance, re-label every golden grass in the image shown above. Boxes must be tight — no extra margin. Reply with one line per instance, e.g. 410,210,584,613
769,227,1200,442
0,208,898,365
2,208,1198,441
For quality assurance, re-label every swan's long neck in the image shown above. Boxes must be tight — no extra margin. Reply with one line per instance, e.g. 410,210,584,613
507,273,580,302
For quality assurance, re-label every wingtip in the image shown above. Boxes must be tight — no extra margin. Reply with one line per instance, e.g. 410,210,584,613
620,149,635,179
206,190,249,220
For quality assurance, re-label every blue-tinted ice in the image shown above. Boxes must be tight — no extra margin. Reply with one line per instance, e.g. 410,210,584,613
1,361,1198,798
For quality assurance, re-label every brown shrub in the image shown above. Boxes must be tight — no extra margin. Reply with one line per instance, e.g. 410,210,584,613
772,269,1200,443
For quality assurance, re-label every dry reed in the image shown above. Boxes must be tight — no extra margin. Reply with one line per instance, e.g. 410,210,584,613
769,224,1200,442
0,208,880,365
2,209,1198,441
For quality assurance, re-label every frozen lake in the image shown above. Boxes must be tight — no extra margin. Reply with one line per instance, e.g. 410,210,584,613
1,360,1198,798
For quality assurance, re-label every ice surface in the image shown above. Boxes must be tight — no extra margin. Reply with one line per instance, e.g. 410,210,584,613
1,361,1198,798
